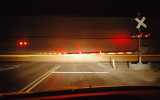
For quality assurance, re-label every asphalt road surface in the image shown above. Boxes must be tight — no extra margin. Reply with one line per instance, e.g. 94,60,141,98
0,62,160,93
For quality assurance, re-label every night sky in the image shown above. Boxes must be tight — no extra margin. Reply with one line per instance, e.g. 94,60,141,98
0,0,160,17
0,0,160,53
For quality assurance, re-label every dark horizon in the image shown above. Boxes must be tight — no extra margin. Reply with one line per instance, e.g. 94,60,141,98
0,0,160,17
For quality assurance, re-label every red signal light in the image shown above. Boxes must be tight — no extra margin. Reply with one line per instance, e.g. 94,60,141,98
24,42,27,45
19,42,23,45
145,35,148,38
145,33,151,38
137,33,143,38
19,41,28,46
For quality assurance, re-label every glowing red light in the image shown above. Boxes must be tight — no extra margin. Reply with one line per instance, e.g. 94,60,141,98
19,42,23,45
145,33,151,37
24,42,27,45
137,33,143,38
148,33,151,36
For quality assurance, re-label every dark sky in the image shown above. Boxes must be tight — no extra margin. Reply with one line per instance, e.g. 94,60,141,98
0,0,160,53
0,0,160,17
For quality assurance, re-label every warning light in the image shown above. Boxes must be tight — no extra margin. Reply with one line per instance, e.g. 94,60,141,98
24,42,27,45
145,35,148,37
137,33,143,38
79,51,82,54
19,42,23,45
18,41,28,47
144,33,151,38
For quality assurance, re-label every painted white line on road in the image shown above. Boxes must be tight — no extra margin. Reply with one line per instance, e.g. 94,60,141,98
52,72,109,74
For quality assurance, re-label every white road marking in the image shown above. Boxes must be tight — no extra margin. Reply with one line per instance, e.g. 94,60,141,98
52,72,109,73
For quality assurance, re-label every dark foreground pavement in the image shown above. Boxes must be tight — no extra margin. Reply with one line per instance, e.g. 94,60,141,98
0,62,160,93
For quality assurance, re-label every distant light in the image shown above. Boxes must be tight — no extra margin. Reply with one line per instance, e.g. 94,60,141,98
59,53,61,55
79,51,82,54
49,53,52,54
19,42,23,45
137,33,143,38
145,35,148,37
24,42,27,45
145,33,151,38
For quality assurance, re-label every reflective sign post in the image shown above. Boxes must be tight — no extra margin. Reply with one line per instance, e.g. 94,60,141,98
138,12,142,64
138,35,142,64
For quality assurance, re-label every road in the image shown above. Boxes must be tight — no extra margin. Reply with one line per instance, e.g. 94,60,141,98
0,61,160,93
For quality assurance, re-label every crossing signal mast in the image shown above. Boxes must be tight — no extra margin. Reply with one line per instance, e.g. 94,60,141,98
132,12,151,64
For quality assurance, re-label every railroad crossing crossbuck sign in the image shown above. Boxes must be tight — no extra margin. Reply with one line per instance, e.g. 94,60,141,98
135,17,147,29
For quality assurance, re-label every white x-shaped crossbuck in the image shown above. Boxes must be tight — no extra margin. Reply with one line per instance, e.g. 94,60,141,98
135,17,147,29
